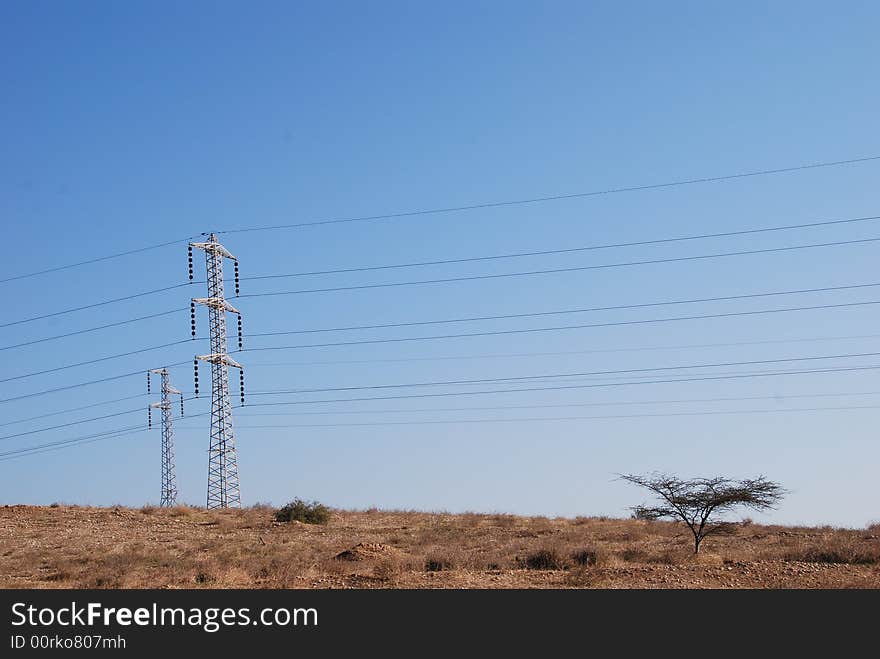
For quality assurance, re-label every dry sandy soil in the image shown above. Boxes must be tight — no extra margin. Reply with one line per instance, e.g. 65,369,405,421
1,505,878,589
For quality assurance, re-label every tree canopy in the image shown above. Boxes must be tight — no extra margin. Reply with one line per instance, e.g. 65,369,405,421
620,473,786,553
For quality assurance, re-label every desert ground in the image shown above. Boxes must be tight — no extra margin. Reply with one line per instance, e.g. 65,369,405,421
1,505,878,589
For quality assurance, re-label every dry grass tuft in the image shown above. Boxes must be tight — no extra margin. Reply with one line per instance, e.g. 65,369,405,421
521,548,567,571
786,543,880,565
424,556,454,572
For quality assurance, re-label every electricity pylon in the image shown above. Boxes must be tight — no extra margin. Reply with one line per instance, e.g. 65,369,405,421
189,233,245,509
147,368,183,508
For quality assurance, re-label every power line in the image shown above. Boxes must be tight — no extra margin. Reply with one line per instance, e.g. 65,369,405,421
0,395,197,443
2,278,874,357
7,298,872,404
311,364,880,387
245,332,880,367
0,393,147,428
3,154,876,287
0,340,199,385
244,350,880,398
7,331,877,425
241,299,880,352
4,216,878,332
0,423,148,459
0,308,184,352
0,408,214,462
245,281,880,338
239,363,880,408
240,213,880,281
9,349,874,411
238,236,880,299
0,429,145,462
233,389,880,417
7,292,874,391
5,395,878,463
1,283,199,329
0,406,151,442
215,154,880,234
0,359,192,405
0,236,195,285
0,407,212,462
223,403,880,429
0,372,143,405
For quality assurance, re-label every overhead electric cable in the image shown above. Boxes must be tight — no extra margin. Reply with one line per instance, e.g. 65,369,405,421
0,397,196,442
1,283,199,329
243,350,880,397
224,404,880,429
244,281,880,338
244,332,880,367
238,363,880,408
0,340,200,384
241,299,880,352
238,236,880,298
215,154,880,234
0,308,184,352
232,389,880,417
0,359,192,405
4,154,877,284
0,236,196,285
0,393,148,428
0,410,212,461
240,214,880,281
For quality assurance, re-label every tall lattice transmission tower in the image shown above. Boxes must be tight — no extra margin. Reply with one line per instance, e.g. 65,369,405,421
147,368,183,508
190,233,245,509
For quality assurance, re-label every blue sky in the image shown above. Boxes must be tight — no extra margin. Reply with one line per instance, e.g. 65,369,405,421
1,1,879,526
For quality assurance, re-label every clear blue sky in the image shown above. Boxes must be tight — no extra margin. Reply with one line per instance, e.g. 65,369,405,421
1,1,878,526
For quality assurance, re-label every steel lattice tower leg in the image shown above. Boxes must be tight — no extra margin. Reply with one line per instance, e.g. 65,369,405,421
190,233,245,509
148,368,182,507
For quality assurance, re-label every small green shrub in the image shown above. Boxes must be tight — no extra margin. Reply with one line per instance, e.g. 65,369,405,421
274,499,331,525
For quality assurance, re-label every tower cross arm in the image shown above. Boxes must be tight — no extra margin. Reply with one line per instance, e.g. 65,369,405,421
196,353,243,370
189,240,236,261
192,297,240,314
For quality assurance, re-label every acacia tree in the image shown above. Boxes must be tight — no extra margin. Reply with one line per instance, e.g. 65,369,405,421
619,473,785,554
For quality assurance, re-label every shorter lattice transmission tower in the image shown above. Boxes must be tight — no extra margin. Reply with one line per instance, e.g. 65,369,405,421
147,368,184,508
190,233,246,509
